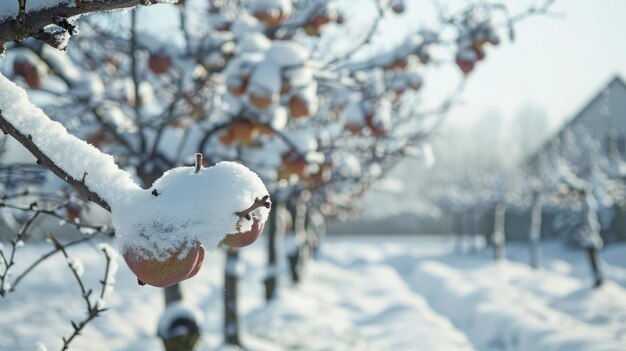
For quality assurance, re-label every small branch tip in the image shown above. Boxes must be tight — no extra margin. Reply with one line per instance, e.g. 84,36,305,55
236,195,271,221
195,153,203,173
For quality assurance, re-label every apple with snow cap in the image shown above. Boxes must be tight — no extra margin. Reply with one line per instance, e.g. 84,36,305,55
115,154,271,287
123,240,205,288
221,195,270,248
148,52,172,75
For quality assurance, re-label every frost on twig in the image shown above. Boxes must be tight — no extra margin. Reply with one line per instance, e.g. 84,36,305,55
0,0,179,53
47,234,116,351
236,195,271,221
0,190,114,294
0,73,142,211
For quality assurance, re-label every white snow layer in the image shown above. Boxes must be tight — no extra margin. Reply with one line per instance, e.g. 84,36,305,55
0,73,142,206
157,301,204,339
114,162,270,260
0,74,270,261
0,0,75,21
2,238,626,350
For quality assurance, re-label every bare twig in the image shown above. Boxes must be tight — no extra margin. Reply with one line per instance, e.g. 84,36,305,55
48,234,112,351
10,236,96,291
235,195,271,221
0,211,40,296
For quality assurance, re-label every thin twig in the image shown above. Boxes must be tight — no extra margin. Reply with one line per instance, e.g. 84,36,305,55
48,234,111,351
10,236,96,291
235,195,271,221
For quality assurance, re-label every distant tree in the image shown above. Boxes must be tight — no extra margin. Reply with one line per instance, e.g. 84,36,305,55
0,0,553,349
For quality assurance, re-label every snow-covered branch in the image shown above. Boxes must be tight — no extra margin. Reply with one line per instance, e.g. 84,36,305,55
0,73,141,211
0,0,177,52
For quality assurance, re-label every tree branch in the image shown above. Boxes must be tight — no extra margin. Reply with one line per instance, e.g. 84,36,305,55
0,112,111,212
235,195,271,221
0,0,175,51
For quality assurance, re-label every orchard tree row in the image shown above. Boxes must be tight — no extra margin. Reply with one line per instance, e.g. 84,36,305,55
429,124,625,289
0,0,552,350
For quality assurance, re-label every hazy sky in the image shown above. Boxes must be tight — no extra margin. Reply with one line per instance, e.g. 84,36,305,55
423,0,626,131
141,0,626,132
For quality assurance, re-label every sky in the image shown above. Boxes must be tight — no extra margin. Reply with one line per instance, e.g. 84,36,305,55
426,0,626,131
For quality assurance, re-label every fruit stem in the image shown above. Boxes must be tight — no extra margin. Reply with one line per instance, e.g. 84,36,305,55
235,195,271,220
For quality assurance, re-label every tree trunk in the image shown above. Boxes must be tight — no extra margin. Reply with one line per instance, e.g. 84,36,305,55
586,247,603,288
287,201,307,284
307,209,325,260
529,194,542,269
264,205,279,301
492,203,506,260
224,248,242,347
470,209,482,253
164,284,183,305
159,284,200,351
454,214,463,252
581,186,604,288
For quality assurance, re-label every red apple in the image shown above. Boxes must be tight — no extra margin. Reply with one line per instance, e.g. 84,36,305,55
249,91,274,109
13,59,43,89
228,74,249,96
282,153,308,177
148,53,172,75
289,95,310,118
455,56,475,74
253,10,281,27
123,240,204,288
222,219,265,248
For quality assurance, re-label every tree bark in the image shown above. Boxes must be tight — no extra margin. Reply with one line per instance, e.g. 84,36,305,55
224,247,242,347
529,193,542,269
582,186,604,288
288,201,308,284
492,203,506,260
586,246,603,288
0,0,165,49
264,204,279,301
454,214,463,253
159,284,200,351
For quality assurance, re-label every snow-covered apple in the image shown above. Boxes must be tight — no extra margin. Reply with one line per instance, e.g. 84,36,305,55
123,240,205,287
148,53,172,75
288,95,310,118
115,160,271,288
222,219,265,248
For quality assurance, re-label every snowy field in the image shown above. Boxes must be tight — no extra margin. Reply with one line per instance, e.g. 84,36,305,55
1,235,626,351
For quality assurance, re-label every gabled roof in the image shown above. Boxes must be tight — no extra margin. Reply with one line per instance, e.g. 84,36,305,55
524,75,626,168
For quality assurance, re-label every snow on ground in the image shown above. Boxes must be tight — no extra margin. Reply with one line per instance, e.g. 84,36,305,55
1,235,626,351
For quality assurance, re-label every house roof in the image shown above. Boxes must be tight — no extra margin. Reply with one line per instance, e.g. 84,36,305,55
523,75,626,168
